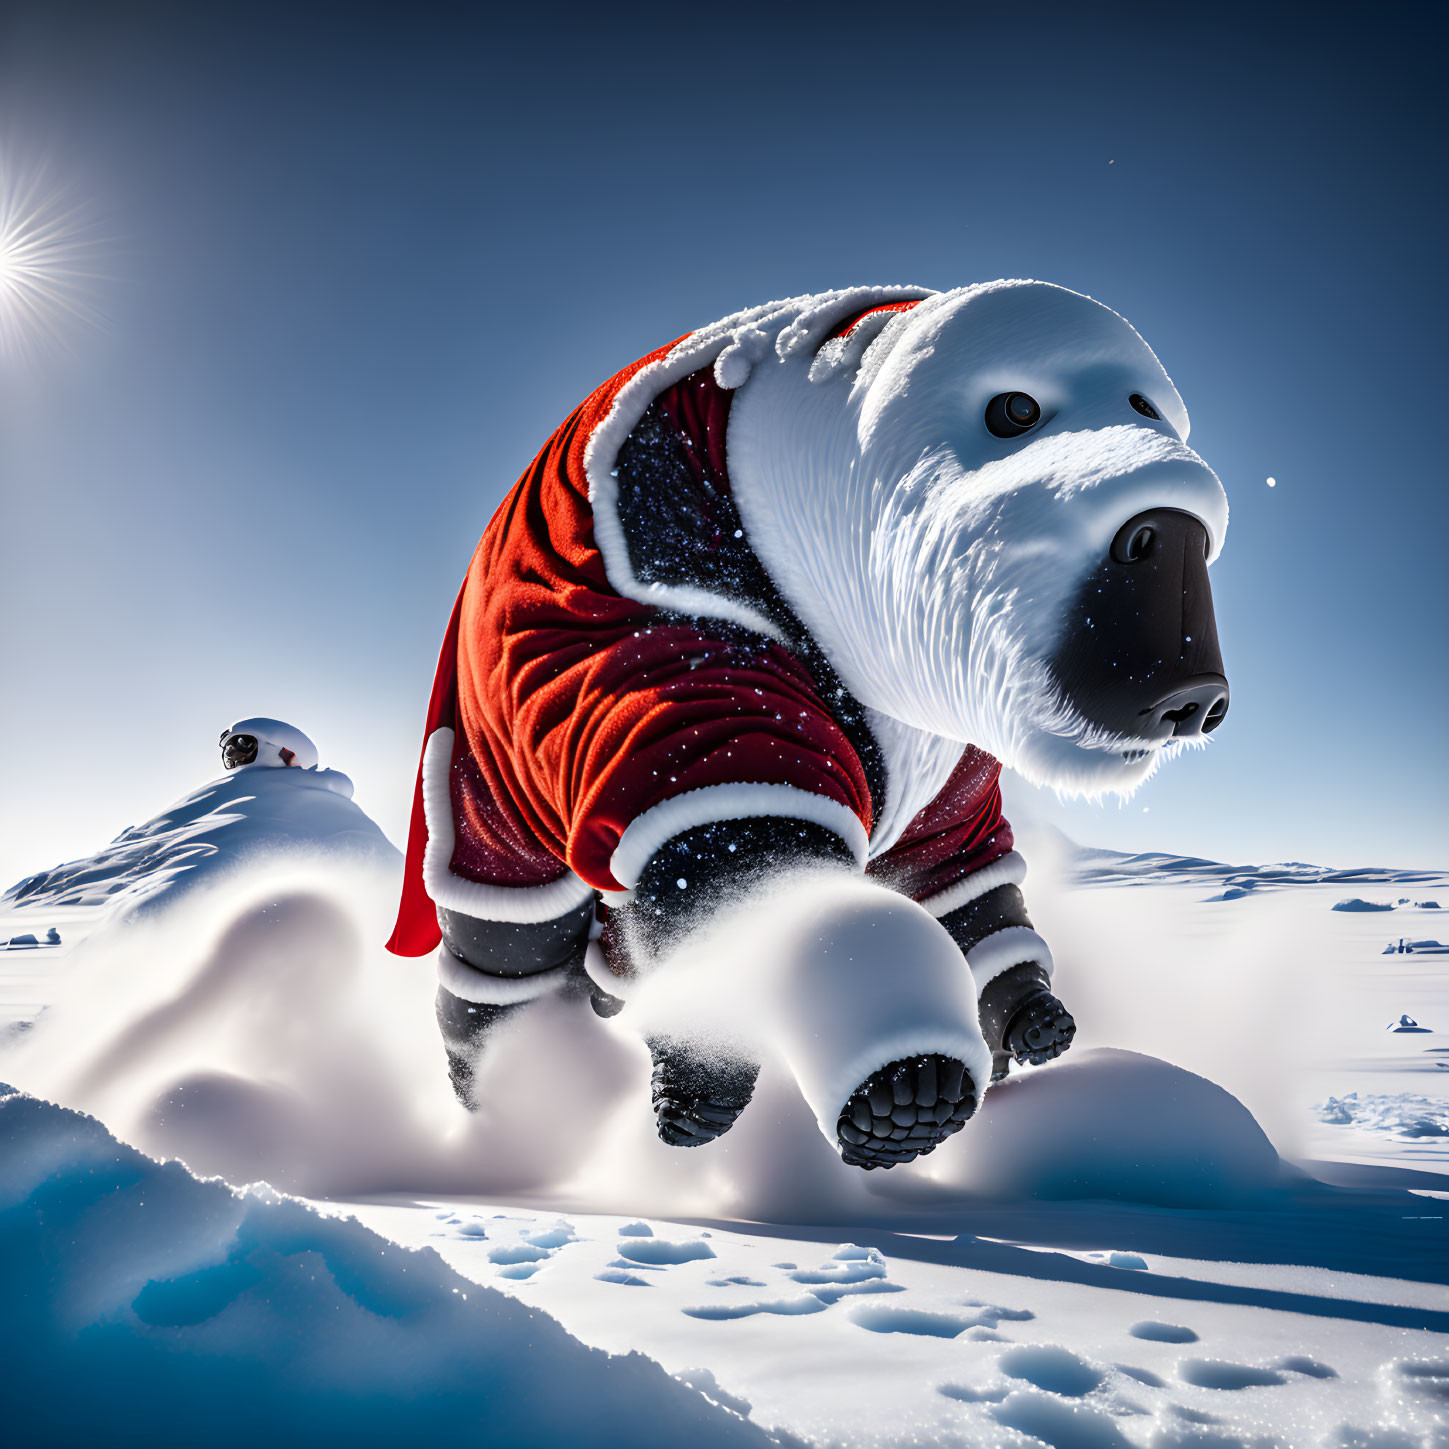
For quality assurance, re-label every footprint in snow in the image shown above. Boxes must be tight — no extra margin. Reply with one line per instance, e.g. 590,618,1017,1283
487,1242,551,1266
997,1345,1104,1398
786,1246,902,1304
596,1269,651,1287
1130,1320,1198,1343
1277,1356,1337,1379
521,1222,577,1249
989,1389,1131,1449
788,1259,886,1285
615,1238,716,1266
1178,1358,1287,1389
847,1304,972,1339
961,1300,1036,1330
706,1276,767,1287
482,1218,579,1277
1395,1359,1449,1400
1169,1403,1224,1426
938,1383,1009,1405
684,1296,828,1320
1115,1365,1167,1388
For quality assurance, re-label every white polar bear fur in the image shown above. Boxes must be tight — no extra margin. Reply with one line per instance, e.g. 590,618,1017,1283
726,280,1229,798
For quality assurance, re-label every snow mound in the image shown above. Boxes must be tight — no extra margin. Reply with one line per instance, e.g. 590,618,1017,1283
1204,884,1254,901
1334,898,1399,913
0,738,400,1036
0,1086,771,1448
2,751,396,925
944,1048,1284,1207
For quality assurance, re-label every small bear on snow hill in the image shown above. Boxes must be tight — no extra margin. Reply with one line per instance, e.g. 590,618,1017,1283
389,282,1231,1170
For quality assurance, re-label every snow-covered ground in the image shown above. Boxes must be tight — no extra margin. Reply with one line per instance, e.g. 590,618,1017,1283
2,750,1446,1447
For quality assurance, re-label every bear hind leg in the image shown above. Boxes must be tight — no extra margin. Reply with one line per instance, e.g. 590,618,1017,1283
976,962,1076,1083
436,987,520,1111
647,1036,759,1147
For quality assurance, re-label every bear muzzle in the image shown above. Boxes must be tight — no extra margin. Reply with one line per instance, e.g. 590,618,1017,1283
1047,507,1229,755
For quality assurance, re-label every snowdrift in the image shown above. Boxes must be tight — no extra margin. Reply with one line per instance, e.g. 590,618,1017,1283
953,1048,1283,1208
0,851,1295,1222
0,1084,773,1448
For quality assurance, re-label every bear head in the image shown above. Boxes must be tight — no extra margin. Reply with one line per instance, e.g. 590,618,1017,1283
726,280,1230,797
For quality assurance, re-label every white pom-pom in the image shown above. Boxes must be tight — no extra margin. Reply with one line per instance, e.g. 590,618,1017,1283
775,316,814,360
713,325,772,390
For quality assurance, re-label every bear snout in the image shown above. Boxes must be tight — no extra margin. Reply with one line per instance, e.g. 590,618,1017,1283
1047,507,1229,752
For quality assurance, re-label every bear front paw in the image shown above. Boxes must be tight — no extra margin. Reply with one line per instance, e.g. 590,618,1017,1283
1002,991,1076,1072
836,1054,977,1170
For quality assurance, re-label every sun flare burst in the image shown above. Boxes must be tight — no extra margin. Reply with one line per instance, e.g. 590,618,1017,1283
0,153,104,364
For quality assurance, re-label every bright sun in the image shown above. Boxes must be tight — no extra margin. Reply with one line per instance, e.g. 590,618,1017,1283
0,154,101,363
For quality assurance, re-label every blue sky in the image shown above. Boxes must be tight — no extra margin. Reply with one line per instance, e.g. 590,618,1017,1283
2,0,1445,887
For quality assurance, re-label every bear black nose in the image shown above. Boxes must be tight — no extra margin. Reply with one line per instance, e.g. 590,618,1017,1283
1146,680,1230,739
1049,507,1229,750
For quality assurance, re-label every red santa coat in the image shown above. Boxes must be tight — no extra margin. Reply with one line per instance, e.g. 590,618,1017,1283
388,296,1016,959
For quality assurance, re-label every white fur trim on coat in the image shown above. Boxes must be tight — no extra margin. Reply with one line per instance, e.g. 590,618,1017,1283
436,946,573,1005
422,727,594,924
965,925,1054,989
609,781,870,890
583,286,932,639
919,850,1029,919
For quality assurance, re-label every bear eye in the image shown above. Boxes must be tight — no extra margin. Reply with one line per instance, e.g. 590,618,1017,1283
1129,393,1161,420
985,392,1042,438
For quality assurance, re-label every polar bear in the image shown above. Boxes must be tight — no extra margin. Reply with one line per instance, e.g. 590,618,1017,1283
388,281,1230,1170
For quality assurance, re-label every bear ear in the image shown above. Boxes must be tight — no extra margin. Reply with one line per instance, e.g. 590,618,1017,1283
808,301,922,385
